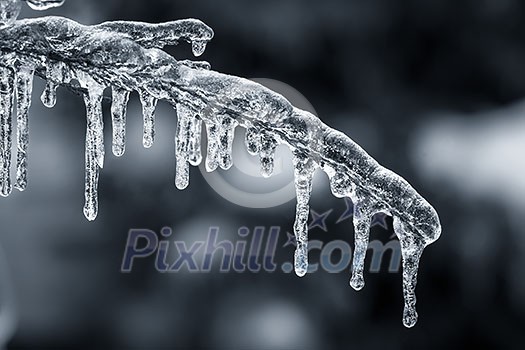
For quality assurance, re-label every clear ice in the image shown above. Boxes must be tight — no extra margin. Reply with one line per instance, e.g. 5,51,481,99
0,0,441,327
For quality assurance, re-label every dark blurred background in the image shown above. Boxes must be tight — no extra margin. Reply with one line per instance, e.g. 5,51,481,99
0,0,524,349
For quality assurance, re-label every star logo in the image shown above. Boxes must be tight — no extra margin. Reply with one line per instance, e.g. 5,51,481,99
371,213,389,230
336,197,354,224
283,231,297,247
309,209,332,232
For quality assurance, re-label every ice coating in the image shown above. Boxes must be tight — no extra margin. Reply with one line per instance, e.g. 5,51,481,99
0,0,21,27
95,19,213,53
0,13,441,327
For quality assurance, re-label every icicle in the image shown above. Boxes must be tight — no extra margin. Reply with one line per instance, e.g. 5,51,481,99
0,66,14,197
81,81,105,221
205,122,219,172
139,90,157,148
26,0,65,11
188,117,202,166
175,104,192,189
41,60,66,108
41,81,57,108
259,131,277,178
111,87,130,157
77,72,105,169
83,119,100,221
349,197,375,291
218,115,237,170
292,152,315,277
245,127,261,156
191,40,207,57
393,216,425,328
14,65,35,191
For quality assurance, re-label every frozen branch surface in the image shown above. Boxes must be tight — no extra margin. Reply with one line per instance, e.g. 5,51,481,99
0,14,441,327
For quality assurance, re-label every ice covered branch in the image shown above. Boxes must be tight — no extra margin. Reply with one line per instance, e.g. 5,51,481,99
0,11,441,327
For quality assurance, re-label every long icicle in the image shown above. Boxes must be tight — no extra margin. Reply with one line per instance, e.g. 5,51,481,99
14,64,34,191
292,152,315,277
349,197,374,290
82,86,104,221
394,216,425,328
175,103,191,189
0,66,14,197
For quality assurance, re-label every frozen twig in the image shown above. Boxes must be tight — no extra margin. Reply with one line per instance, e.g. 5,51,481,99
0,9,441,327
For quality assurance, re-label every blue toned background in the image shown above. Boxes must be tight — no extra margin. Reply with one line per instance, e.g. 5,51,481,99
0,0,524,349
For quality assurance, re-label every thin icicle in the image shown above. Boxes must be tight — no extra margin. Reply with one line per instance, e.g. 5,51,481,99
83,119,100,221
175,104,191,189
245,127,260,156
139,90,157,148
82,84,105,221
349,197,375,291
111,87,130,157
218,115,237,170
14,64,34,191
0,66,14,197
205,121,219,172
393,216,425,328
188,117,202,166
292,152,315,277
260,131,277,178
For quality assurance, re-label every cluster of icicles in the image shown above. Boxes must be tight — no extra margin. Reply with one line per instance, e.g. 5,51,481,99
0,1,441,328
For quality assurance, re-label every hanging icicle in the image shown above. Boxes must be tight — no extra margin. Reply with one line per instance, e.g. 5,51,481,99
0,66,14,197
14,62,34,191
111,87,130,157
